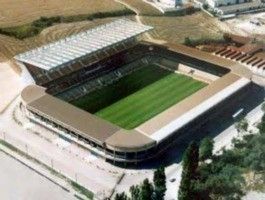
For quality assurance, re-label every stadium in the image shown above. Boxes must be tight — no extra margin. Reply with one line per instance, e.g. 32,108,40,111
16,19,253,164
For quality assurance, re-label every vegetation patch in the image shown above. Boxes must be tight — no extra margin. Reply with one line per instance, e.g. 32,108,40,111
71,181,94,200
0,9,135,39
183,35,227,47
178,105,265,199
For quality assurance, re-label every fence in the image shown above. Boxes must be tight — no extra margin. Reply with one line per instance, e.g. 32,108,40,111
0,131,111,199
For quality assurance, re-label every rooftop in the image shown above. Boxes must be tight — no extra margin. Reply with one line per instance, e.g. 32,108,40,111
15,19,153,71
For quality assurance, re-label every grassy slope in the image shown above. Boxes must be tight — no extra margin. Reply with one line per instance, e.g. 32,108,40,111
72,65,206,130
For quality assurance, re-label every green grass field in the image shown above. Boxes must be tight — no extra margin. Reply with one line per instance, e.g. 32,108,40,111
71,65,207,129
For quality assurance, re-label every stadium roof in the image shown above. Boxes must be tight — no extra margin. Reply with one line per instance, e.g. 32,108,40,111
15,19,153,71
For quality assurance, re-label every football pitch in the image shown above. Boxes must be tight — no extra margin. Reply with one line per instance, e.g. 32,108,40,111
71,65,207,130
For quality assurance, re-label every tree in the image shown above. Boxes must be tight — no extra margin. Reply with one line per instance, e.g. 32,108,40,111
202,3,209,10
184,37,192,46
261,102,265,113
204,165,245,200
182,141,199,177
178,141,199,200
130,185,141,200
153,166,166,200
258,113,265,134
114,192,129,200
140,178,154,200
199,137,214,161
235,118,248,135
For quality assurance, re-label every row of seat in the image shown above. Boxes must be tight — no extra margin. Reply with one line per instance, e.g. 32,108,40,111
214,47,265,76
57,57,154,102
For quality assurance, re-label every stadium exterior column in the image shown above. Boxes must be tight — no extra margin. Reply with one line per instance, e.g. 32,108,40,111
103,144,107,161
113,150,116,164
135,151,138,165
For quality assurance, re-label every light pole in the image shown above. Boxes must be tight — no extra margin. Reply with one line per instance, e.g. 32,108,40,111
25,144,28,155
75,173,78,182
3,132,6,141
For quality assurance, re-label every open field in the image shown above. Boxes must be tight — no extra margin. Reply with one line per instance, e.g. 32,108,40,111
143,12,227,43
0,0,127,27
72,65,206,129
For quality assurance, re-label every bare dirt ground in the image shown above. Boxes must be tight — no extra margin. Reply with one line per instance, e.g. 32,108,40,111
0,0,127,27
116,1,228,44
143,12,228,43
117,0,162,15
0,62,24,113
224,13,265,39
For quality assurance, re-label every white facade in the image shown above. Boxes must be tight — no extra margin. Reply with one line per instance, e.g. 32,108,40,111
158,0,183,7
207,0,245,7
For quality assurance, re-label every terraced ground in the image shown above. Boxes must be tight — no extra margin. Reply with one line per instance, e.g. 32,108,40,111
71,65,207,130
0,0,127,27
142,12,225,44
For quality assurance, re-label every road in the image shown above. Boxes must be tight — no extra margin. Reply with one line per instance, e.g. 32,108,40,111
0,151,76,200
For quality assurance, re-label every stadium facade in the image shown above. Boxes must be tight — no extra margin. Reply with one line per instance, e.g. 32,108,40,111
16,19,253,163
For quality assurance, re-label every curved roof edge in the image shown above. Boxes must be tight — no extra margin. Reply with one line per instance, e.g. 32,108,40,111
20,85,156,152
21,85,46,104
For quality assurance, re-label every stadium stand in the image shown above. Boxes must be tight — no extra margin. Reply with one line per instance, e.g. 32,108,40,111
17,20,254,163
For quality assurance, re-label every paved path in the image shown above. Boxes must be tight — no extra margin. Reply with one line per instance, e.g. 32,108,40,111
0,151,76,200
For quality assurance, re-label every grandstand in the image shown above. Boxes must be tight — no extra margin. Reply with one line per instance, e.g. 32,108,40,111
17,19,253,163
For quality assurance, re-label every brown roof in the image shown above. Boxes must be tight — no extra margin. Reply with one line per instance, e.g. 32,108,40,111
26,87,121,144
22,85,156,150
106,130,156,152
21,85,46,104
